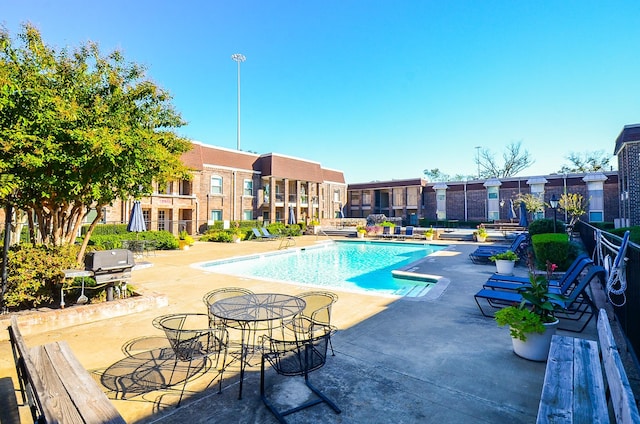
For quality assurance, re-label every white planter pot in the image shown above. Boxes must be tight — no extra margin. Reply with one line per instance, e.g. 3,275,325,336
495,259,515,275
511,319,559,362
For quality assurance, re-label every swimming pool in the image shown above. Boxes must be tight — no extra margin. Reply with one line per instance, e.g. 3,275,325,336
197,241,446,297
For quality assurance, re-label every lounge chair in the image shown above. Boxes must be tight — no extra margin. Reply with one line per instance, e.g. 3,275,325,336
252,228,266,241
468,232,529,264
474,265,605,332
392,226,404,240
261,227,279,240
405,226,415,238
484,254,592,294
380,226,392,239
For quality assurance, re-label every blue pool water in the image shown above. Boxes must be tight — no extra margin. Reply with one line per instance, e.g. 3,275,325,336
199,241,446,296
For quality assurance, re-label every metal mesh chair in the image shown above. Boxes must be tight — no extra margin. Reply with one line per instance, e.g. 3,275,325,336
203,287,254,327
204,287,255,349
260,325,340,423
287,291,338,355
154,313,228,407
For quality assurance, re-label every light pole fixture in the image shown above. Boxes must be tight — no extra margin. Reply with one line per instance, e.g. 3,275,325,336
231,53,246,151
475,146,481,179
549,194,559,233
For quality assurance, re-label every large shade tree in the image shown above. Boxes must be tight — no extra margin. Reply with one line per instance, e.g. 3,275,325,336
0,24,192,262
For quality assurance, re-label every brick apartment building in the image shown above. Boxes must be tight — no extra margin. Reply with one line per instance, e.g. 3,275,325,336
615,123,640,227
107,142,347,235
346,172,619,226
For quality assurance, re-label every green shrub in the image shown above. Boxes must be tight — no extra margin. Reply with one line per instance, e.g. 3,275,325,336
528,219,565,236
201,230,234,243
531,233,570,271
82,224,129,236
88,230,178,250
610,226,640,245
3,244,80,309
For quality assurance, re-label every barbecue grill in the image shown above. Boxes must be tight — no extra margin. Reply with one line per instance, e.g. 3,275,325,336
84,249,135,301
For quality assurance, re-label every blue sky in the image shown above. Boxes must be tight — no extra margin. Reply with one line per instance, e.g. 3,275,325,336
3,1,639,183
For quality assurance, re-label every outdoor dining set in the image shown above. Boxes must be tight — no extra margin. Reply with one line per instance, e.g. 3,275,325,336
152,288,341,423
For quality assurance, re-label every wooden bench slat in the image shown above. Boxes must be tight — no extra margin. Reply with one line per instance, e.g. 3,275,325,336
43,342,125,424
537,335,574,423
30,344,86,424
597,310,640,424
571,338,608,423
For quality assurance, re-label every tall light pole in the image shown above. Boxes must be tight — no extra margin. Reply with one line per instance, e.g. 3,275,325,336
231,53,246,151
475,146,482,179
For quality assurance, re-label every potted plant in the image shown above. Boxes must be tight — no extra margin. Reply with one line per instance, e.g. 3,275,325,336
489,250,518,275
424,227,435,241
178,230,193,250
494,262,564,361
356,226,366,239
308,219,321,235
475,224,488,242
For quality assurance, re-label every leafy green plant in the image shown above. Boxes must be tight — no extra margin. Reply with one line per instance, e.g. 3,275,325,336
476,224,487,237
489,250,518,262
495,307,545,341
495,264,566,341
3,244,80,309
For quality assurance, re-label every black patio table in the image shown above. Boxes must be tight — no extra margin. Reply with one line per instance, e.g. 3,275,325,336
209,293,306,399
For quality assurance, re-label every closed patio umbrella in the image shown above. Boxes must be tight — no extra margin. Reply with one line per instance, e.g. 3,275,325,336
288,206,296,225
518,201,528,227
127,201,146,236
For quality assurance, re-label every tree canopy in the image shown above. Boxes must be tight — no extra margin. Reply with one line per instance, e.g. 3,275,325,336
558,150,613,173
0,24,192,261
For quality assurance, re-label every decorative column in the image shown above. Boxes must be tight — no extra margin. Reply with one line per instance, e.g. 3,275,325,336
583,172,608,223
526,177,548,220
483,178,502,221
432,183,449,221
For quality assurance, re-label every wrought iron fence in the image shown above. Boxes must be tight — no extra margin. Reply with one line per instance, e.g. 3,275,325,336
576,221,640,369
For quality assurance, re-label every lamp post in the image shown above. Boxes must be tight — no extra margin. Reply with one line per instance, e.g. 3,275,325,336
231,53,246,151
475,146,481,179
549,194,559,233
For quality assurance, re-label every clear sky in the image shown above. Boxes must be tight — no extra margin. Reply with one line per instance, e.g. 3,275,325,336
3,1,639,183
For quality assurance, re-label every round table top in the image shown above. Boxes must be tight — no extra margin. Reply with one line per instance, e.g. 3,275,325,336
209,293,305,323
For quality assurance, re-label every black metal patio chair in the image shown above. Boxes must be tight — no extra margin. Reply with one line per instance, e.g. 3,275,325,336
153,313,228,407
260,325,341,423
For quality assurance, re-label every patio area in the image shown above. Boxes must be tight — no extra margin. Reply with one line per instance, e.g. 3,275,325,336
0,234,600,423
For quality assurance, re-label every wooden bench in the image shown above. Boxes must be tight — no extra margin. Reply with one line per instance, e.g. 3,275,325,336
8,316,125,424
536,308,640,423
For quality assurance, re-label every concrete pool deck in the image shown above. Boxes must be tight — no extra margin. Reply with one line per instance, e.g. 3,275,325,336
0,234,600,423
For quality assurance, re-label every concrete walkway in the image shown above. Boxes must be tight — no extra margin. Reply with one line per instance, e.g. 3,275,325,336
0,235,598,423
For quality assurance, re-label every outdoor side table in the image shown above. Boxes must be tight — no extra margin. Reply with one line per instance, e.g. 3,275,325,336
209,293,305,399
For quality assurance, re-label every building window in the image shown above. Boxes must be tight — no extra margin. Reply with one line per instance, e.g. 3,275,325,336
243,210,253,220
243,179,253,196
362,192,371,205
210,210,222,222
157,182,171,195
157,210,166,231
333,190,340,202
143,209,150,229
210,176,222,195
179,180,191,195
589,211,604,222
